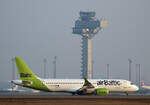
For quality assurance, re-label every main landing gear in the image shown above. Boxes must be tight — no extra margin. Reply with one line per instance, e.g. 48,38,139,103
125,92,129,96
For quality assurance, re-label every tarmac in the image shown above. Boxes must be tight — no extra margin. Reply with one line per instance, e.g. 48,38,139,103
0,94,150,105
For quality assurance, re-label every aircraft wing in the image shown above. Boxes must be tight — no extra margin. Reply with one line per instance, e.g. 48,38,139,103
76,78,95,94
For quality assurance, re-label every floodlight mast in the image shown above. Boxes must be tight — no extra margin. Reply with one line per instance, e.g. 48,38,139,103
72,11,103,79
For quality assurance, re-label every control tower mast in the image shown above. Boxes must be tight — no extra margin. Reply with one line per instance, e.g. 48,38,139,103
72,11,106,79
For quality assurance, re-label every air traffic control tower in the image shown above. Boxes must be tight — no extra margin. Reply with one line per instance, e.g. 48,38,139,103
72,11,106,79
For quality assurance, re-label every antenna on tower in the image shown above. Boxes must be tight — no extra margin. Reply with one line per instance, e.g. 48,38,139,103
100,18,107,28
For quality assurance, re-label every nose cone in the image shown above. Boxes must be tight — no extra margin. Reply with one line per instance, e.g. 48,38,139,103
133,85,139,91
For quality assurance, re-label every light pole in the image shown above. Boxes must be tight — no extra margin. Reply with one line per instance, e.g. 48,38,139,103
136,64,138,85
53,56,57,78
138,64,141,89
11,57,15,90
43,58,47,78
107,64,110,79
128,59,132,81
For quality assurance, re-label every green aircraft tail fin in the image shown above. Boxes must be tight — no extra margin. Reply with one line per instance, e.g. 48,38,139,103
15,57,37,81
14,57,49,91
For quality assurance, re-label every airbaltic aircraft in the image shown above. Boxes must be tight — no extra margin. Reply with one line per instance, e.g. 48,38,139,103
12,57,139,95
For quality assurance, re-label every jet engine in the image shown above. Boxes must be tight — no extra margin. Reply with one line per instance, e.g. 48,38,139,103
94,88,109,96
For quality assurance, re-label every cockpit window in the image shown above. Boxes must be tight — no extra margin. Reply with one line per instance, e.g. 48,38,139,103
130,82,134,85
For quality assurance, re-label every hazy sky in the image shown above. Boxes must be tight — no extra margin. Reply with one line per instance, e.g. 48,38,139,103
0,0,150,84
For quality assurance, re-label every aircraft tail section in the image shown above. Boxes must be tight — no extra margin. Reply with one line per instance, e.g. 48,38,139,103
15,57,49,91
15,57,37,81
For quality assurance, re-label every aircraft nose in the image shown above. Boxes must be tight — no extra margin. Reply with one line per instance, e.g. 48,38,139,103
133,85,139,91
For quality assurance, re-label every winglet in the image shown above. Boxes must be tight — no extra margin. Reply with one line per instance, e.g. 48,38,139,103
83,77,94,88
84,77,89,83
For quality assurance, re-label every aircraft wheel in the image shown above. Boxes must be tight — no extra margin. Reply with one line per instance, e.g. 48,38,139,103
125,92,129,96
72,93,76,96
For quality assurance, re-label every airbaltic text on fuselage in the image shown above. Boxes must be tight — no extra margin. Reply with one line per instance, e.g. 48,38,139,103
97,80,121,86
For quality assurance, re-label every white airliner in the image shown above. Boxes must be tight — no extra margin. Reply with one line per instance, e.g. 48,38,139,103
12,57,139,95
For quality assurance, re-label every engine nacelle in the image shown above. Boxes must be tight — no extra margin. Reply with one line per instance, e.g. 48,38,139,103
95,88,109,96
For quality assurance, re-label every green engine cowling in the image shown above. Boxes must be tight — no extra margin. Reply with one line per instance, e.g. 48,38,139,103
95,88,109,96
